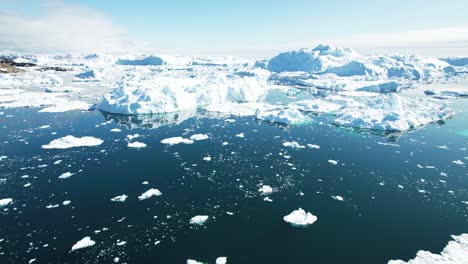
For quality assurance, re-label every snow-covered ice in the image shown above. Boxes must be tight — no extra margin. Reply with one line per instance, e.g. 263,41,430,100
0,198,13,208
111,195,128,202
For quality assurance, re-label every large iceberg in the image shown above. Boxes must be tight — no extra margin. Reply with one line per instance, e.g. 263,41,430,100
116,55,165,66
98,69,270,114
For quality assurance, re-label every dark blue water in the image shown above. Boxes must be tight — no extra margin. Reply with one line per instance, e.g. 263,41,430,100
0,100,467,264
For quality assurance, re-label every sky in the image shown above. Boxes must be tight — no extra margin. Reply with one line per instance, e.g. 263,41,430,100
1,0,468,57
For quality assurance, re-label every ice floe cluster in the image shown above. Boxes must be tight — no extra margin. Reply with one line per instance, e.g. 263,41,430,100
1,44,467,132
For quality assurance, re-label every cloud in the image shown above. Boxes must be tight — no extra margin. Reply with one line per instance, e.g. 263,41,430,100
0,2,131,53
335,27,468,57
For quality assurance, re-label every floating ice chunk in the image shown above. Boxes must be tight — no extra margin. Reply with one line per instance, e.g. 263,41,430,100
71,237,96,251
116,241,127,246
138,188,162,200
0,198,13,208
256,108,310,125
189,215,209,225
290,99,342,113
127,141,147,148
203,156,212,161
283,208,318,227
63,200,71,206
126,134,139,140
258,185,273,195
111,195,128,202
264,197,273,202
452,160,465,166
216,257,227,264
283,141,305,149
187,260,204,264
42,136,103,149
58,172,74,179
332,195,344,201
328,160,338,165
388,234,468,264
110,128,122,132
235,133,245,138
307,144,320,149
190,134,209,141
46,204,59,209
333,94,454,131
0,156,7,161
424,89,468,99
161,137,194,145
37,125,50,129
75,69,101,80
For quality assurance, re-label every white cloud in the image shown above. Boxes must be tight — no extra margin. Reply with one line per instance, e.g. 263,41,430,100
0,2,131,53
336,27,468,57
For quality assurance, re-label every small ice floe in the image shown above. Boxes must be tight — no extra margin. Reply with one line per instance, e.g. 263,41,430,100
283,208,318,227
328,160,338,165
256,107,310,125
235,133,245,138
110,128,122,132
462,201,468,205
111,195,128,202
307,144,320,149
187,260,204,264
258,185,273,195
54,160,62,165
63,200,71,206
113,257,120,263
126,134,139,140
138,189,162,200
28,259,36,264
0,198,13,208
0,156,7,161
160,137,194,145
436,145,449,149
46,204,59,209
452,160,465,166
142,181,149,185
189,215,209,225
216,257,227,264
189,134,209,141
58,172,74,179
42,136,103,149
24,183,31,187
283,141,305,149
264,197,273,202
116,241,127,246
37,125,50,129
203,156,212,161
71,236,96,251
127,141,147,148
388,233,468,264
332,195,344,201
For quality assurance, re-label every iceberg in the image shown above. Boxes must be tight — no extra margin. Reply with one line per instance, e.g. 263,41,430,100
71,237,96,251
138,188,162,200
255,107,310,125
116,55,165,66
127,141,147,148
388,234,468,264
189,215,209,225
42,136,103,149
161,137,194,145
283,208,318,227
0,198,13,208
333,94,454,131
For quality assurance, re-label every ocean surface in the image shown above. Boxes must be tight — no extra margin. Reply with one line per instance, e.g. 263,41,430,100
0,99,467,264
